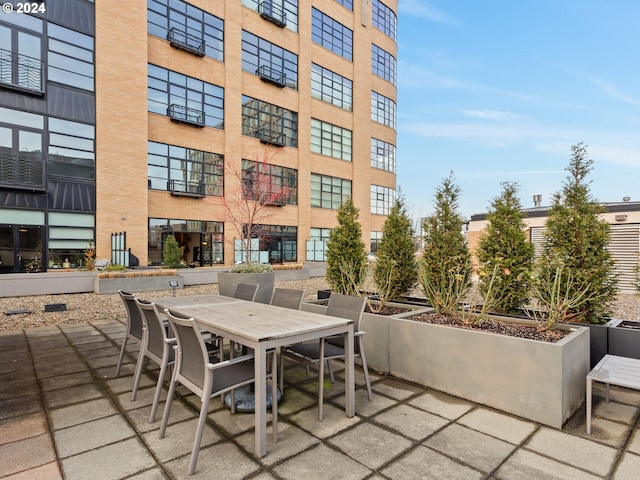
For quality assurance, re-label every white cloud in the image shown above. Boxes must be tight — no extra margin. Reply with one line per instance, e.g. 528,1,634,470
399,0,461,26
461,110,527,121
589,145,640,168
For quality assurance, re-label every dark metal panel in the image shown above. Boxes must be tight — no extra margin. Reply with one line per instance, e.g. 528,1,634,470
47,179,95,212
47,85,95,124
0,189,47,209
0,89,47,114
45,0,95,35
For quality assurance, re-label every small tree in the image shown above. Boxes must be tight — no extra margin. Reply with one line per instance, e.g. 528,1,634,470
373,193,418,308
84,241,96,271
476,181,534,314
537,143,617,323
163,234,181,268
222,147,288,263
419,173,471,316
325,197,367,296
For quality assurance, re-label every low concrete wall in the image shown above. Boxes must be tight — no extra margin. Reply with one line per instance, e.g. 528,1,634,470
94,275,184,295
1,271,95,297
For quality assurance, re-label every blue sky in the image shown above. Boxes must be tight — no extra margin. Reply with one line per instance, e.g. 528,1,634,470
396,0,640,221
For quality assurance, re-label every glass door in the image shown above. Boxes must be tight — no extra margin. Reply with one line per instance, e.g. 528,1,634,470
0,224,43,273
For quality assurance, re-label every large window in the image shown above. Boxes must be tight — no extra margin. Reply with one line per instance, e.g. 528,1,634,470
148,141,224,197
311,173,352,209
148,0,224,60
371,185,395,215
372,0,397,41
311,63,352,111
149,218,224,266
241,30,298,89
311,8,353,61
47,23,94,92
148,64,224,129
241,95,298,148
48,118,95,179
0,19,43,93
242,159,298,205
310,119,352,161
371,138,396,172
242,0,299,32
370,231,383,254
371,91,397,129
335,0,353,10
372,44,396,85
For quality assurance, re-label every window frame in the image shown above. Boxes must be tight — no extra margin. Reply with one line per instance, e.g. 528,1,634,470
310,118,352,161
311,7,353,61
310,173,352,209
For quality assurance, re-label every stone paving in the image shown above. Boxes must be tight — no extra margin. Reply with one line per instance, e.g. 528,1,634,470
2,318,640,479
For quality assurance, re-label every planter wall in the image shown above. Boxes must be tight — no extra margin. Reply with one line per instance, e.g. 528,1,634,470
608,318,640,359
563,319,615,369
387,314,589,428
217,271,276,304
94,275,183,295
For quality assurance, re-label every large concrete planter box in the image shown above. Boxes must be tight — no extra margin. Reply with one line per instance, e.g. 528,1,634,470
607,318,640,359
217,272,276,304
387,313,589,428
562,319,615,369
94,275,183,295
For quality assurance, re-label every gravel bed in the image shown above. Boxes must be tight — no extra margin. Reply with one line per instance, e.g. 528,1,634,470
1,277,638,332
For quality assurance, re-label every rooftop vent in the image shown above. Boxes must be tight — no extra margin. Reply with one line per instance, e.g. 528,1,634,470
533,194,542,207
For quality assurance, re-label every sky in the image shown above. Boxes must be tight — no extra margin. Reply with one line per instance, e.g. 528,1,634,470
395,0,640,222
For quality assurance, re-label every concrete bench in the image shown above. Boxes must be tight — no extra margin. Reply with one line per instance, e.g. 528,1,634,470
586,354,640,434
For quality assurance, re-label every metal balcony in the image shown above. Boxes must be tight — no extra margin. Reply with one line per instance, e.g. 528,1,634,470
169,179,205,198
0,48,45,95
256,65,287,88
258,1,287,28
0,153,46,191
168,104,205,127
254,127,287,147
167,27,206,57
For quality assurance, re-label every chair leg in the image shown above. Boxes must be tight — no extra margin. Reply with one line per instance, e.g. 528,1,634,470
189,396,211,475
131,348,146,402
358,337,373,401
318,339,325,421
279,349,285,392
114,335,129,377
271,349,278,442
159,374,177,439
327,359,335,382
149,360,168,423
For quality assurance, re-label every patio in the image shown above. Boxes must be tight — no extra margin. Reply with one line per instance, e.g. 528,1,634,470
2,318,640,479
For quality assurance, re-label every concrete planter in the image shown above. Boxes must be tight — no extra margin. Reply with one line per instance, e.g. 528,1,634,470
562,319,615,369
385,312,589,428
94,275,183,294
217,271,276,304
607,318,640,360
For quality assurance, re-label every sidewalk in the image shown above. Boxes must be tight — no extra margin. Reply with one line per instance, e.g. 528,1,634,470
2,318,640,479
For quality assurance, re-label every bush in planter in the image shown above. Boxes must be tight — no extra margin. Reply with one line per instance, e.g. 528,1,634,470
537,143,617,323
325,197,367,296
163,234,182,268
419,173,472,317
476,181,534,315
372,193,418,310
230,262,273,273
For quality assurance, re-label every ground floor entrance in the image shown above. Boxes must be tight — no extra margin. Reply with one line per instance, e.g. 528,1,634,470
0,224,44,273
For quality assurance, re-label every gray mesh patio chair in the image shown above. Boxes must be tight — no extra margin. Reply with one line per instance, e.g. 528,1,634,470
233,282,259,301
270,287,305,310
159,308,278,475
280,293,372,420
114,290,145,377
132,299,176,422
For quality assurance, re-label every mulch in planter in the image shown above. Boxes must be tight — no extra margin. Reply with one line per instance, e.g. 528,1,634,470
409,312,570,343
365,305,414,316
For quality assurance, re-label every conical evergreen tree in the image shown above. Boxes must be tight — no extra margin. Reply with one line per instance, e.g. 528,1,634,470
325,197,367,295
163,234,181,268
374,193,418,298
537,143,617,322
476,181,534,314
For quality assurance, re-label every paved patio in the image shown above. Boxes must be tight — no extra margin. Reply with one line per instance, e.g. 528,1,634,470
2,318,640,479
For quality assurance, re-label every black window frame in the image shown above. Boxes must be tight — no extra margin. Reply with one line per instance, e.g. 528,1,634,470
310,173,352,210
241,30,298,89
311,7,353,61
310,63,352,111
370,137,396,172
372,44,397,85
241,95,298,148
310,118,352,161
242,159,298,206
371,91,397,129
372,0,397,41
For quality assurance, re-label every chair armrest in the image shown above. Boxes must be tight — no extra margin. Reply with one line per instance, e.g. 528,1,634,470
355,330,366,337
164,337,176,345
207,353,255,370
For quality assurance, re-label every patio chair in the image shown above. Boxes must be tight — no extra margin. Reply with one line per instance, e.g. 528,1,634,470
114,290,145,377
270,287,306,310
233,282,259,302
132,299,176,423
159,308,278,475
280,293,372,420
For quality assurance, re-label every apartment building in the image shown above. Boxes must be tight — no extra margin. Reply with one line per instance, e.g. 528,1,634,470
0,0,398,272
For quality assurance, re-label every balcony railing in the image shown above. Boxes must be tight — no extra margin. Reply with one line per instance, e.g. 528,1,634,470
0,48,45,95
256,64,287,88
258,1,287,28
169,179,205,198
167,27,206,57
0,153,46,191
254,127,287,147
168,104,205,127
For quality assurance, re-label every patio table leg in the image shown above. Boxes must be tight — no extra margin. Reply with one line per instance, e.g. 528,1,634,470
586,376,592,434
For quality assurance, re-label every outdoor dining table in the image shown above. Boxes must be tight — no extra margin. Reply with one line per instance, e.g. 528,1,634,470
152,294,356,457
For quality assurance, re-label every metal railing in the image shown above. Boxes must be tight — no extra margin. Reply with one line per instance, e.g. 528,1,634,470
0,153,46,191
254,126,287,147
167,27,206,57
0,48,44,94
258,1,287,27
168,104,205,127
256,64,287,88
169,179,205,197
